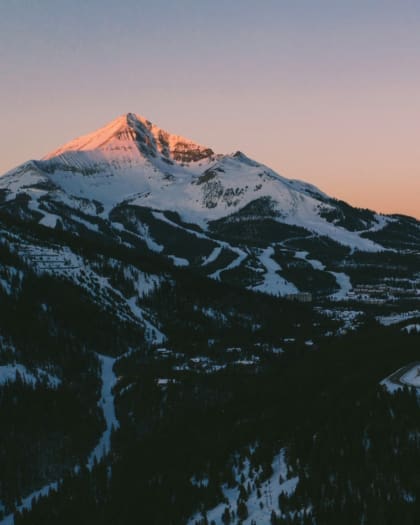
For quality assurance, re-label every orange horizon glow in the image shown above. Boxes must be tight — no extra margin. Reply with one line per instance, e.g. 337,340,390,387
0,111,419,220
1,1,419,219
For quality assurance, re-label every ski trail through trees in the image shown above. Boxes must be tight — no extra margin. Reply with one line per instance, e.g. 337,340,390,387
0,353,119,525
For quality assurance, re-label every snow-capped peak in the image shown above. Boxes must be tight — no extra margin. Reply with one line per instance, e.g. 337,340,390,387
0,113,392,253
43,113,214,164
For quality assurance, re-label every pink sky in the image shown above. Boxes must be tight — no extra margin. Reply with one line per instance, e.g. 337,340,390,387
0,1,419,218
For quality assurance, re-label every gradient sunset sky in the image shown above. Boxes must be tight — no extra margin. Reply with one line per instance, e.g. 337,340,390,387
1,0,419,218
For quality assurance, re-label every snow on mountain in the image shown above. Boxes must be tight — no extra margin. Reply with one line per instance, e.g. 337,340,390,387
0,363,61,388
0,113,388,251
87,354,119,468
43,112,214,163
188,448,300,525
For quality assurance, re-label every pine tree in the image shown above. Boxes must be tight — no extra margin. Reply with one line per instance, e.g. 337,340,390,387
237,501,248,521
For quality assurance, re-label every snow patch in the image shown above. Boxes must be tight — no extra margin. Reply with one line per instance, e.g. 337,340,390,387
250,246,298,296
188,448,299,525
329,272,352,301
87,354,119,468
0,482,59,525
377,311,420,326
0,364,61,388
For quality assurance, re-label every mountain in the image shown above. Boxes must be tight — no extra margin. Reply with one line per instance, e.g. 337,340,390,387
0,113,394,248
1,113,419,303
0,113,419,525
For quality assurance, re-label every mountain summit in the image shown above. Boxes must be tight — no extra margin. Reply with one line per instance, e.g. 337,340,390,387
44,113,214,164
0,112,397,254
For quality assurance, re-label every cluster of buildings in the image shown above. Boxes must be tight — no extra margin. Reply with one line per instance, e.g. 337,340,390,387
348,283,419,304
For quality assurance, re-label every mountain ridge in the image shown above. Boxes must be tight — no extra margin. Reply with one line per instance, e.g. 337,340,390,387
0,113,396,251
0,112,419,304
43,112,215,163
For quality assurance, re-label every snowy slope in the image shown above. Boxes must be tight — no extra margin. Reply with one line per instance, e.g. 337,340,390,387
0,364,61,388
0,113,387,252
87,354,119,467
188,448,300,525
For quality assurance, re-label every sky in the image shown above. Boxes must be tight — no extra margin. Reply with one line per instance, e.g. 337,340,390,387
0,0,419,218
